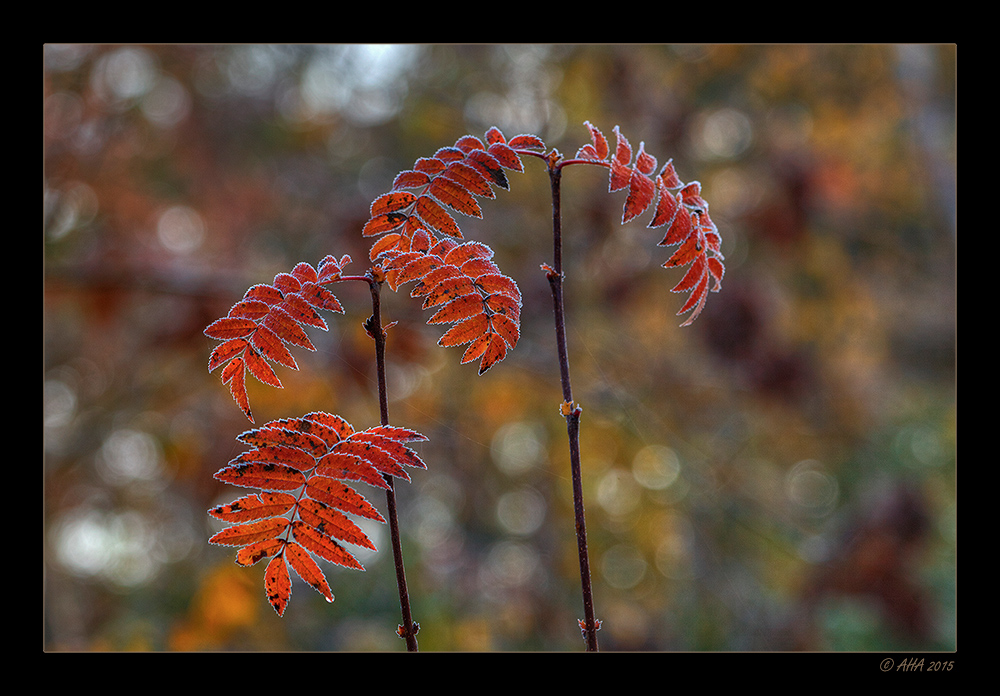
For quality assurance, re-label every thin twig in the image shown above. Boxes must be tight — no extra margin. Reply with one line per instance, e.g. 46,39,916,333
365,271,420,652
546,155,600,652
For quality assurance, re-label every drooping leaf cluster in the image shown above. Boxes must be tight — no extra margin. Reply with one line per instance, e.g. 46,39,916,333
574,122,725,325
362,127,543,374
204,255,351,422
208,411,428,615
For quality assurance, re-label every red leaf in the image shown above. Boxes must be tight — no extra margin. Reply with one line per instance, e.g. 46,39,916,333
298,283,344,314
209,492,297,523
427,293,485,325
363,212,408,237
663,232,702,269
369,232,403,261
284,542,334,603
264,554,292,615
303,411,355,441
222,356,252,422
262,307,315,351
634,141,657,176
351,431,427,470
239,424,329,458
234,444,317,472
292,520,364,571
371,190,417,216
670,254,707,294
236,538,284,567
658,159,683,188
475,273,521,302
290,261,318,284
444,240,493,267
658,206,694,248
486,292,521,322
477,332,508,375
460,257,501,279
464,149,509,190
364,425,429,443
392,170,431,189
609,157,631,193
461,332,492,365
491,313,520,349
251,325,298,370
395,254,444,286
208,516,290,547
487,142,524,172
438,313,490,347
418,275,475,309
297,498,377,550
708,257,725,290
410,266,464,299
244,347,283,388
214,461,307,491
208,338,247,372
677,272,710,326
315,452,390,491
443,159,496,198
228,299,270,321
648,179,681,230
415,195,462,238
272,272,301,295
485,126,506,145
454,134,485,152
305,475,386,523
623,169,656,224
433,146,465,163
330,439,410,481
280,292,329,330
414,156,446,175
204,317,257,340
508,134,546,150
680,181,709,212
582,121,609,161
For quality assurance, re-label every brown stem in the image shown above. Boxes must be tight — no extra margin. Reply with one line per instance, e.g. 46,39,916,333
546,156,600,651
366,271,420,652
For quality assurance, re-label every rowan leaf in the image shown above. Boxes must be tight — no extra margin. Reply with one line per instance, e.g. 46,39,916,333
478,332,508,375
250,324,298,370
205,259,350,420
244,347,282,388
297,498,377,550
428,176,483,218
438,313,490,347
392,170,431,189
305,476,386,523
443,159,496,198
292,520,364,571
371,190,417,216
208,338,248,372
209,412,427,616
284,541,333,603
491,313,520,349
415,195,462,238
204,317,257,340
236,538,284,567
427,293,485,325
316,452,392,490
264,554,292,616
208,516,290,546
209,492,297,523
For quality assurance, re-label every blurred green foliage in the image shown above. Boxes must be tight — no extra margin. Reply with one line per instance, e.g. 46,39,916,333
44,44,955,651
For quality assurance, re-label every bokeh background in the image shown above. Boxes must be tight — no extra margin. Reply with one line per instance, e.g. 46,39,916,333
43,44,956,652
